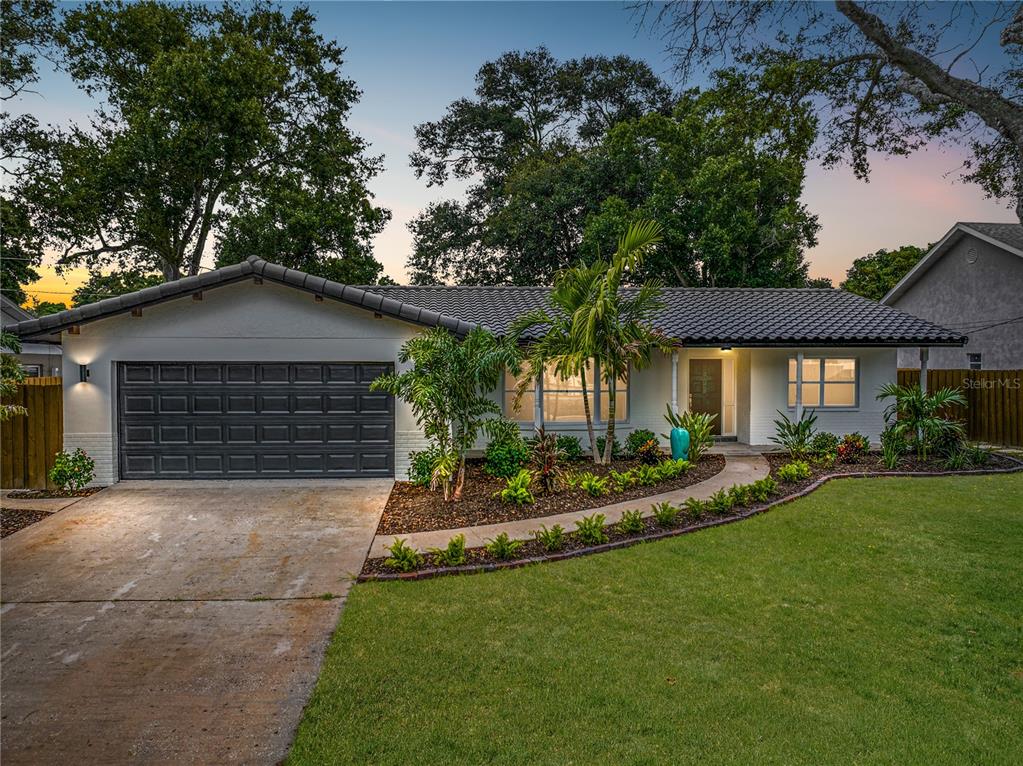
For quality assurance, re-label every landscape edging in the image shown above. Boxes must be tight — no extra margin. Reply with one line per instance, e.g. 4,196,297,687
357,456,1023,583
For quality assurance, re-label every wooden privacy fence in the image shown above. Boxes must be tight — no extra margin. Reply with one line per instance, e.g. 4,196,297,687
1,376,64,490
897,369,1023,447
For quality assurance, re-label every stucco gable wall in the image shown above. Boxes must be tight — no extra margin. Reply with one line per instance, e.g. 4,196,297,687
890,234,1023,369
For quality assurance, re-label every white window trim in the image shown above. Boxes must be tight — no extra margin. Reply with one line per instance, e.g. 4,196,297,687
503,361,631,427
787,356,860,411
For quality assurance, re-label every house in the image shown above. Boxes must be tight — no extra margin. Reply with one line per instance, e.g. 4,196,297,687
0,295,62,377
8,256,964,485
882,222,1023,371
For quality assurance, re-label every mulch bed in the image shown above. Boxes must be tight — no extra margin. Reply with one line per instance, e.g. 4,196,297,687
362,451,1023,580
1,508,53,538
375,454,726,535
763,451,1019,496
3,487,101,500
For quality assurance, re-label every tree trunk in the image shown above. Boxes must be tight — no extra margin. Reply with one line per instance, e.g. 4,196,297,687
581,364,599,463
602,376,617,463
452,455,466,501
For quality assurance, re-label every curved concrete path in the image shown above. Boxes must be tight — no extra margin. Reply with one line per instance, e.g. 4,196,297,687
369,454,770,557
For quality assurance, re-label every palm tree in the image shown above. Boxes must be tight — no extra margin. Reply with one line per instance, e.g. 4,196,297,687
570,220,670,462
510,261,605,462
876,383,968,460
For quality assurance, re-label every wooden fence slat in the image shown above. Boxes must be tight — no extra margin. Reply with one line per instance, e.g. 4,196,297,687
1,378,64,490
895,368,1022,447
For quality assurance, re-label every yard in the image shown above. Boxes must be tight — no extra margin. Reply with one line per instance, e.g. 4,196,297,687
289,473,1023,765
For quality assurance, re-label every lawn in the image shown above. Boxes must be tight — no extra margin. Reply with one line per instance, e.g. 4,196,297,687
289,474,1023,765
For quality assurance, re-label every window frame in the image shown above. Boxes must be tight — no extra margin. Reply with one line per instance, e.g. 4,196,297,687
503,360,630,427
786,356,860,411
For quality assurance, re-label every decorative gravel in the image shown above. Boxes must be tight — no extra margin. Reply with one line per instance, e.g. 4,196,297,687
1,508,52,538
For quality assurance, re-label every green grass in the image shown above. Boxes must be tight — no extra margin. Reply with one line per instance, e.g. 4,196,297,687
289,475,1023,765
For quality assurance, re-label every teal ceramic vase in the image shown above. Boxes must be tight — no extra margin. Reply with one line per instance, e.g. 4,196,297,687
670,427,689,461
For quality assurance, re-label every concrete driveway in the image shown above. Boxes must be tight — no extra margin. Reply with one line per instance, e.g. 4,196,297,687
1,479,390,765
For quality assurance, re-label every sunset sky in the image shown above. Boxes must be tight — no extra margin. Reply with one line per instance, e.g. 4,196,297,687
11,1,1017,307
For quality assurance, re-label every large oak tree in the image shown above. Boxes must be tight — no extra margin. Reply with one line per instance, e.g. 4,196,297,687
12,1,389,283
635,0,1023,220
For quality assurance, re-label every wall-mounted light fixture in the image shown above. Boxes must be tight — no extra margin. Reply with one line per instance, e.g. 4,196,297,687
79,364,90,383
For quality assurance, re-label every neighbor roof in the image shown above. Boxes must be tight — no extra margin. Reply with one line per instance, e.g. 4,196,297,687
8,255,965,347
882,221,1023,304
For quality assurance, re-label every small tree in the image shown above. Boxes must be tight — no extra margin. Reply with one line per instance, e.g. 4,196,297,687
371,326,519,500
571,220,671,462
510,260,605,463
876,383,968,460
1,330,28,421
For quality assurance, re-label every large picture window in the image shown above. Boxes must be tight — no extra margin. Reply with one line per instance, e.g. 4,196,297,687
788,357,857,408
505,360,627,424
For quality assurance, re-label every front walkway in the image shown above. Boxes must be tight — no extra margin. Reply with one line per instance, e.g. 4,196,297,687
369,454,770,557
1,478,391,765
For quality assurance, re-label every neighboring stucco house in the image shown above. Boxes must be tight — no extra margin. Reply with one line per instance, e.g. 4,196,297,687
883,222,1023,370
0,295,62,377
9,256,963,485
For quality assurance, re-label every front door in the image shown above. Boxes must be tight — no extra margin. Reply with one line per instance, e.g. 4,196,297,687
688,359,722,436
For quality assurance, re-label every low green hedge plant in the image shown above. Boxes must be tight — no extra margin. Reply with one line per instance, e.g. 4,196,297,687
575,513,609,545
485,532,524,560
385,538,423,572
651,501,680,527
776,460,811,483
495,469,535,505
429,534,467,567
533,524,565,552
617,509,645,534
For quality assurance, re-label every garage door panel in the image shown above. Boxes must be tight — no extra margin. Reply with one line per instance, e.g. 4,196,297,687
118,362,394,479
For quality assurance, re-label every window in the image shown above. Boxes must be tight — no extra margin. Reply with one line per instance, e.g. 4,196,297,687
788,357,857,408
598,370,629,422
504,363,535,421
20,364,42,378
504,360,627,423
968,353,982,371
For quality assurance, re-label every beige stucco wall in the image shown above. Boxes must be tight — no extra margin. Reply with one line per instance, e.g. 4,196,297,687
61,280,423,485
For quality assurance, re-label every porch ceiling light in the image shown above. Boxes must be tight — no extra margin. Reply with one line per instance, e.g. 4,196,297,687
720,346,732,351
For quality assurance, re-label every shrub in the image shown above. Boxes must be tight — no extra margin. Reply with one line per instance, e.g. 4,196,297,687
48,448,95,492
815,452,836,469
662,406,716,462
633,464,661,486
533,524,565,552
880,425,905,469
578,472,610,497
750,476,778,502
708,489,734,514
608,469,637,492
809,431,839,458
407,447,438,486
770,409,817,459
617,509,645,534
656,458,691,480
837,432,869,463
556,434,584,460
626,429,657,456
634,439,663,465
595,435,622,458
943,450,970,470
964,444,991,467
776,460,811,483
876,383,968,460
728,483,755,508
384,538,423,572
529,427,564,494
575,513,608,545
495,469,535,505
429,534,467,567
486,532,524,560
484,420,530,478
651,500,680,526
683,497,707,519
931,427,967,460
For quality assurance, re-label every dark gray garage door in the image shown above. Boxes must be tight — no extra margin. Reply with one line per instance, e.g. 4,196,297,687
117,362,394,479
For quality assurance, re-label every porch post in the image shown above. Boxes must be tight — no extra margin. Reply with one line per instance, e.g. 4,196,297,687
670,350,679,415
919,347,929,393
795,350,804,422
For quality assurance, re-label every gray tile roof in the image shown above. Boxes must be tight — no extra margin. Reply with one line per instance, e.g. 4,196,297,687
8,255,965,346
361,285,965,346
959,222,1023,253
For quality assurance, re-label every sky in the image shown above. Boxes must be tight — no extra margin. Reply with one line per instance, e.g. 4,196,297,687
10,1,1018,305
